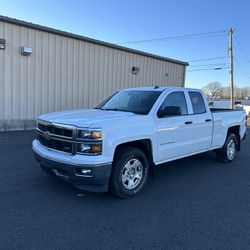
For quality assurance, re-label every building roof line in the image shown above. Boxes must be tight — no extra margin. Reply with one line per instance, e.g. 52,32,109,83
0,15,188,66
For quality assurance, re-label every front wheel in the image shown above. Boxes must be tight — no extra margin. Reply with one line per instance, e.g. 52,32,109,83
216,133,237,163
109,147,149,198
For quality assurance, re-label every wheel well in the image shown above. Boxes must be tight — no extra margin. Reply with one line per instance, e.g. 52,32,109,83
114,139,153,164
228,125,240,136
227,125,240,150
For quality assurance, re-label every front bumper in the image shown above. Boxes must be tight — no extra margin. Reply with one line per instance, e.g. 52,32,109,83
242,130,247,141
33,151,112,192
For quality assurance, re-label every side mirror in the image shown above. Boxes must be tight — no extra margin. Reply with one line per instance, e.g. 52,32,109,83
158,106,182,118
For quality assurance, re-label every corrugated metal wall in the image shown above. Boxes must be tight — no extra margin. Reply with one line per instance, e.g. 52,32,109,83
0,21,186,131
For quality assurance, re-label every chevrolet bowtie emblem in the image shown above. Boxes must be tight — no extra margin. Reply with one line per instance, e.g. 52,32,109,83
44,131,51,140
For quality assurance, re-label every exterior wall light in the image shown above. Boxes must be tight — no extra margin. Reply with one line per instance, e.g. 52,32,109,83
132,66,139,75
21,46,32,56
0,39,6,50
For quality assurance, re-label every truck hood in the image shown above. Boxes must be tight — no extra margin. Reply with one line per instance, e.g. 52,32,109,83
39,109,135,128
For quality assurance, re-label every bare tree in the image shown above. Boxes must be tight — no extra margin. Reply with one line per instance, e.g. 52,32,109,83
235,87,243,99
202,82,250,100
241,87,250,99
202,82,223,99
221,86,230,99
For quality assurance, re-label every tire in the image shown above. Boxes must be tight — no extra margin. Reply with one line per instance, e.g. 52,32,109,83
216,133,237,163
109,147,149,198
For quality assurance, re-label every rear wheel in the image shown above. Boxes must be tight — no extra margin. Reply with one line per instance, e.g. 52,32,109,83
109,147,149,198
216,133,237,163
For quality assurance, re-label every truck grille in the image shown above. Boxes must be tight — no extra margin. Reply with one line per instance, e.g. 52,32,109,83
37,133,73,153
38,123,73,137
36,121,75,154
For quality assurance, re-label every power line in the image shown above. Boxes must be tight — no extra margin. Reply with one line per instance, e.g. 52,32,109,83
188,66,230,72
234,33,250,63
116,30,227,45
188,56,228,62
117,34,226,45
189,63,229,68
234,56,250,79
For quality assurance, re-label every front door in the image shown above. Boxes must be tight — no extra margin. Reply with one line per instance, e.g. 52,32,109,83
156,91,194,163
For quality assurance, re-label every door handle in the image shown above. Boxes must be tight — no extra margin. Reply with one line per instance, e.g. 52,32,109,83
185,121,193,124
205,119,212,122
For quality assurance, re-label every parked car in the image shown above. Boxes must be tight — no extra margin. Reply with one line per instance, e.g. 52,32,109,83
33,87,247,198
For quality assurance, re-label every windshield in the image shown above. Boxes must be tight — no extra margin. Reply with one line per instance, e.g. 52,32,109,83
95,90,162,115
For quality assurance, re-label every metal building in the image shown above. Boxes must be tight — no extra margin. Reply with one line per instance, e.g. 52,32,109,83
0,16,188,131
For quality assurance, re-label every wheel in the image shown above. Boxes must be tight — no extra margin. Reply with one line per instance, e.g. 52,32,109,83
109,147,149,198
216,133,237,163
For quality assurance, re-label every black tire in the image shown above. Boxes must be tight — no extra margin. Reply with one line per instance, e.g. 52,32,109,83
216,133,237,163
109,147,149,198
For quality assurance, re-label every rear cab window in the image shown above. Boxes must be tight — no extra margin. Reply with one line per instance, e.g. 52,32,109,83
189,91,207,114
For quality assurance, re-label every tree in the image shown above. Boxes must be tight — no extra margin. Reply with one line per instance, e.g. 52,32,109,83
221,86,230,99
234,87,242,99
202,82,223,99
201,82,250,100
241,87,250,99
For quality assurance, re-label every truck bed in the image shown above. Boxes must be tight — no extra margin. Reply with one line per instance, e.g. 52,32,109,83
210,108,239,113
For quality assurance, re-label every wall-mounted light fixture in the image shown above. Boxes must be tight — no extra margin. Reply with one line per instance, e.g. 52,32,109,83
132,66,139,75
0,39,6,50
165,72,169,77
21,46,32,56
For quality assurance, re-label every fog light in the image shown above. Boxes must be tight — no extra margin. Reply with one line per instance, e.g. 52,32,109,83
82,169,92,174
75,168,92,176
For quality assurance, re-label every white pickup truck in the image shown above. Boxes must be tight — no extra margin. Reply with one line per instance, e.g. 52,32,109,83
33,87,247,198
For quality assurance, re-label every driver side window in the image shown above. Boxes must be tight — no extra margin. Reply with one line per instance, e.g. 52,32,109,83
157,91,188,118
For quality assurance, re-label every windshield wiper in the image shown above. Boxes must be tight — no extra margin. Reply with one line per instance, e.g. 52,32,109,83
94,107,119,111
101,108,119,111
101,108,135,114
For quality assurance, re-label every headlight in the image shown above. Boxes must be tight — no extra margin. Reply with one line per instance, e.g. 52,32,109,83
91,131,102,139
77,128,102,155
78,143,102,154
78,129,102,140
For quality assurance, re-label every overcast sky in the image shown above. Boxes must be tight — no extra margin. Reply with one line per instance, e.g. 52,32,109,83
1,0,250,89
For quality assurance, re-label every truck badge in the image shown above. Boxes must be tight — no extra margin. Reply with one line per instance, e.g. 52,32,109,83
44,131,51,140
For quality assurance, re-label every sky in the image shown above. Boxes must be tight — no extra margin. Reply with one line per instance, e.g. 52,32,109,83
1,0,250,89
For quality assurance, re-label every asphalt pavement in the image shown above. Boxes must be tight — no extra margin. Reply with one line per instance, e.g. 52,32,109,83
0,129,250,249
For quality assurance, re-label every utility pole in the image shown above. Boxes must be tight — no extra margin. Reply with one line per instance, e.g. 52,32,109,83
229,28,235,109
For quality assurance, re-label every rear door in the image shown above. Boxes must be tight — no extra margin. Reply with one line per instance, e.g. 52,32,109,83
156,90,195,162
188,91,213,152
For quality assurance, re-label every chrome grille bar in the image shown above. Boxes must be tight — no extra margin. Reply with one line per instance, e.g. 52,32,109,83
36,120,76,154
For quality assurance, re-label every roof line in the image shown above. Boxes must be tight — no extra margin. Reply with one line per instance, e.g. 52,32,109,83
0,15,188,66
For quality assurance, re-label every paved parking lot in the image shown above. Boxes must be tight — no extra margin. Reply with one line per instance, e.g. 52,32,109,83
0,129,250,249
